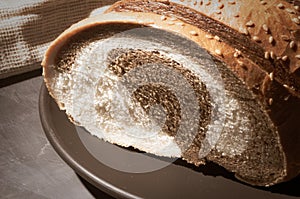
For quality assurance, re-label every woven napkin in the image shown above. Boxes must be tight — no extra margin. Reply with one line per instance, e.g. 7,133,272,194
0,0,116,79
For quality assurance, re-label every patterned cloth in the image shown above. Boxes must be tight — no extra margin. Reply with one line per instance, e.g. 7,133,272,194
0,0,116,79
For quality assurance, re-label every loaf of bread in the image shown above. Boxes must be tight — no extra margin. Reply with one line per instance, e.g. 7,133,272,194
42,0,300,186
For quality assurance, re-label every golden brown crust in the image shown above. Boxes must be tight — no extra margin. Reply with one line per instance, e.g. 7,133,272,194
108,0,300,75
42,9,300,185
178,0,300,74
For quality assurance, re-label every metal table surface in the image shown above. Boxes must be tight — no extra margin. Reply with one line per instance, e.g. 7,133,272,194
0,71,115,199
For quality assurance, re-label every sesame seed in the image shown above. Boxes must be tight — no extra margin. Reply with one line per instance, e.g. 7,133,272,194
295,6,300,11
253,36,260,42
234,49,241,58
237,60,244,66
262,24,269,32
235,49,241,53
292,18,300,25
234,14,239,17
269,72,274,81
282,55,288,61
269,36,274,44
214,35,221,41
170,17,177,21
277,3,284,9
189,30,198,36
268,98,273,106
167,22,175,25
284,95,290,101
260,1,267,5
295,55,300,59
290,41,296,49
161,15,167,21
239,27,249,35
215,10,222,14
215,49,222,55
286,8,296,14
283,84,289,89
281,35,290,41
218,3,224,9
193,1,197,6
228,0,236,4
265,51,270,59
205,34,214,39
234,52,239,58
246,20,254,27
270,51,276,59
205,1,211,5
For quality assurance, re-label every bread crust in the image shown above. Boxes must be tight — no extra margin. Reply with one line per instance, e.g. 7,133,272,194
42,9,300,186
107,0,300,77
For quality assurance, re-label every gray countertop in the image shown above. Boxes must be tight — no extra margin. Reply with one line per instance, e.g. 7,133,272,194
0,73,114,199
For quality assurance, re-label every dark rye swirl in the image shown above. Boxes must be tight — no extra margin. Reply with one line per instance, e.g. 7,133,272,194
42,11,299,187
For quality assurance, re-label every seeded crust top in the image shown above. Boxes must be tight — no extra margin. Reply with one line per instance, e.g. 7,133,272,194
107,0,300,76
